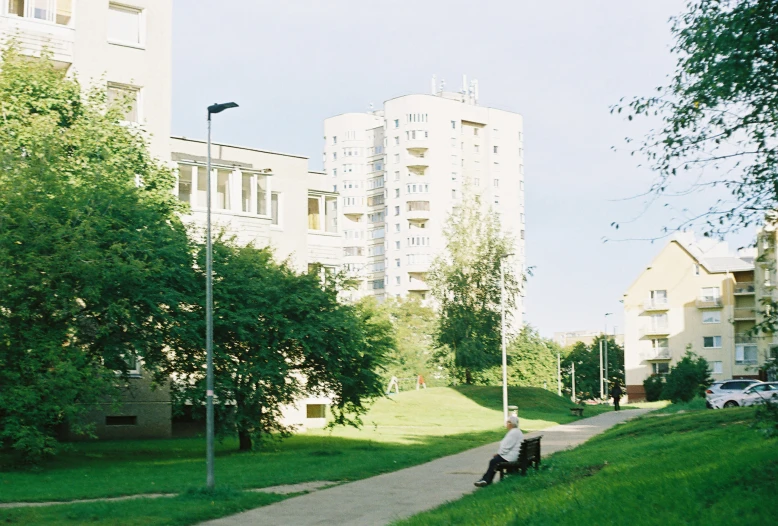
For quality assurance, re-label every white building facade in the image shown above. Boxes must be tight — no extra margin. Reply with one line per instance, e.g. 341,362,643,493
0,0,173,159
324,81,526,320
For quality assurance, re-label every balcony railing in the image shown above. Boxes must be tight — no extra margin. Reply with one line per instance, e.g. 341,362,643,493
696,297,723,308
733,307,756,320
639,325,670,338
643,299,669,311
735,333,756,344
734,282,755,295
644,348,671,360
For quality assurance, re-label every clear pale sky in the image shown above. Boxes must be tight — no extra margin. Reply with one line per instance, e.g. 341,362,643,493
171,0,731,338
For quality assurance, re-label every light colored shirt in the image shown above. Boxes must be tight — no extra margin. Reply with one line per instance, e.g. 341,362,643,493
497,427,524,462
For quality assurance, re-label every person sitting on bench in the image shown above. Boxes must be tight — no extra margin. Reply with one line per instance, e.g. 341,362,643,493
474,414,523,487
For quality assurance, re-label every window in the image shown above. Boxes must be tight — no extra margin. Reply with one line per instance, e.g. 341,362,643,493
735,345,758,364
271,192,280,225
452,189,457,199
394,223,400,233
395,241,401,249
307,195,337,232
395,276,401,285
306,404,326,419
700,287,721,304
650,313,668,331
105,416,138,426
394,136,400,145
451,155,457,165
8,0,73,25
652,362,670,375
394,171,400,181
703,336,722,348
494,179,499,188
694,264,701,275
107,83,140,123
493,146,499,154
177,165,194,204
451,120,456,129
474,178,480,186
394,154,400,164
649,290,667,306
711,361,723,374
333,136,337,144
395,258,401,267
520,181,524,191
108,3,143,46
368,245,384,256
394,119,399,128
394,206,400,216
474,128,479,137
395,188,400,198
371,279,385,290
474,144,480,154
333,152,337,161
702,311,721,324
215,169,231,210
343,247,364,257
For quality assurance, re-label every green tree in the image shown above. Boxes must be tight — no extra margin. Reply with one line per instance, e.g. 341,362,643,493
171,239,394,451
380,297,441,387
428,192,520,384
562,336,624,400
661,351,713,403
0,48,195,460
616,0,778,236
507,326,561,389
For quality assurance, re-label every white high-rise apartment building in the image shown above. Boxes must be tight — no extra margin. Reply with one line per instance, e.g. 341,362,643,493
324,79,526,317
0,0,172,159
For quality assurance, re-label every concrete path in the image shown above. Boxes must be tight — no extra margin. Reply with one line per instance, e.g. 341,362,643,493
201,408,652,526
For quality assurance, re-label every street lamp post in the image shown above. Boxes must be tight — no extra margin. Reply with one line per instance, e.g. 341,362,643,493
603,312,612,399
500,253,515,422
205,102,238,489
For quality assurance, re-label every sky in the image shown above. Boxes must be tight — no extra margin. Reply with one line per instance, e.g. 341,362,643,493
171,0,744,338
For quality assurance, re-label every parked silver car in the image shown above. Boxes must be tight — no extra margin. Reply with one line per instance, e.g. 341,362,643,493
709,382,778,409
705,379,761,408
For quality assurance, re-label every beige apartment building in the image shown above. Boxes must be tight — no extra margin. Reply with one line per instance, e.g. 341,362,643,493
622,233,770,400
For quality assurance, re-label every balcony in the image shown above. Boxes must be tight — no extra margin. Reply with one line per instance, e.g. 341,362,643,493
643,348,672,361
734,282,755,295
696,296,722,309
407,276,430,291
733,307,756,320
735,333,756,344
407,201,430,221
0,15,75,67
342,203,364,217
643,299,669,312
639,325,670,338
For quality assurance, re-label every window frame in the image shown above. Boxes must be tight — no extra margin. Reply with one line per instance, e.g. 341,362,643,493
107,2,146,49
107,82,142,124
703,335,722,349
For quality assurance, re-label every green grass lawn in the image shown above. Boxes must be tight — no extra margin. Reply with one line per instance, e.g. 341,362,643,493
395,404,778,525
0,387,590,514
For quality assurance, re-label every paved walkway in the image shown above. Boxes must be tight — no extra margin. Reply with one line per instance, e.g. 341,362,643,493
201,408,651,526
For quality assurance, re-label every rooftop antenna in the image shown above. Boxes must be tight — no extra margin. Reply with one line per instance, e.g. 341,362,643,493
369,102,374,112
462,74,468,94
440,78,445,93
469,80,476,104
474,79,480,105
431,74,437,95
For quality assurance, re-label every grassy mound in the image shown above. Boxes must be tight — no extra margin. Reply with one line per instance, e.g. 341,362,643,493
397,406,778,525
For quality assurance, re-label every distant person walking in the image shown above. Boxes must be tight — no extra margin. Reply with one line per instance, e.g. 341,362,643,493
386,376,399,395
610,382,623,411
474,415,523,487
416,374,426,390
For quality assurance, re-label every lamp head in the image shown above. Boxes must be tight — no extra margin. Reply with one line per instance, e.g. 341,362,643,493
208,102,239,116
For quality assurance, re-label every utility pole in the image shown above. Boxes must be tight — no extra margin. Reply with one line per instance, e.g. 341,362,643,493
599,339,604,400
604,313,612,397
572,362,576,403
557,352,561,396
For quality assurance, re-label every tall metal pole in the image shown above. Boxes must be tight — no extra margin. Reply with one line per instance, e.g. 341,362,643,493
206,113,215,489
557,352,561,396
599,339,604,400
604,313,612,397
501,259,508,422
572,362,576,403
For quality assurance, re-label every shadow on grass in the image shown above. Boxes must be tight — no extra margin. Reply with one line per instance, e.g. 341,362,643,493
0,427,505,504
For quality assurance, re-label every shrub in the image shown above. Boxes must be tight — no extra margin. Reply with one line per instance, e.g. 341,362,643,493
643,375,665,402
661,351,712,403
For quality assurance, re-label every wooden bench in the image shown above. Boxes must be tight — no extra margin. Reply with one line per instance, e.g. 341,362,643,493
495,436,542,480
570,407,584,417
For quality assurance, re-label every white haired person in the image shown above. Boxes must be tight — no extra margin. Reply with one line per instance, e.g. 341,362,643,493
474,414,523,487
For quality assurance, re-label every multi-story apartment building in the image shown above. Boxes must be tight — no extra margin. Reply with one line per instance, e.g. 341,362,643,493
622,233,768,400
0,0,172,159
553,331,625,349
2,1,340,436
324,79,526,315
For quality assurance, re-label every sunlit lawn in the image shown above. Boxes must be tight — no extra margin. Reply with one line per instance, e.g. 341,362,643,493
396,403,778,525
0,386,592,505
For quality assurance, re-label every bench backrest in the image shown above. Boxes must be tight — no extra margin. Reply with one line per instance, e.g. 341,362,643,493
519,436,541,462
